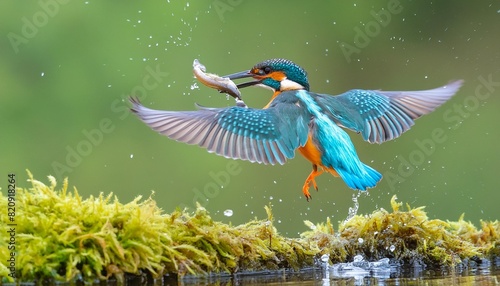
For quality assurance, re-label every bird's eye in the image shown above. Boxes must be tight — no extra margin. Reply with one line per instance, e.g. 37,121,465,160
263,66,272,74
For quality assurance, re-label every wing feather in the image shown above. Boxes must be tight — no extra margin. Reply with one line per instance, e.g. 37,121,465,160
130,95,310,165
317,80,463,143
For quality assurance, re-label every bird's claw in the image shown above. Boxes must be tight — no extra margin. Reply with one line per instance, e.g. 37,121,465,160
302,184,312,201
302,166,323,201
302,179,319,201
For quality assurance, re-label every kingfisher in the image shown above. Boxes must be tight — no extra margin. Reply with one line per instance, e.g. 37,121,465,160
130,58,462,201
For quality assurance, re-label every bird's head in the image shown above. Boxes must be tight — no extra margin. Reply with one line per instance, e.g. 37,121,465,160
224,58,310,92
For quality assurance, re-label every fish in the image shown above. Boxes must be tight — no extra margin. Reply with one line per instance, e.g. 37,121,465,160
193,59,242,100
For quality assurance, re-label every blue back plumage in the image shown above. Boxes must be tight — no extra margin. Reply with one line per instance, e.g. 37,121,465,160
294,90,382,190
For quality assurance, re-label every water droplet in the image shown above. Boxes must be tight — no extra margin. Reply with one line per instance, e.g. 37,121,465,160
223,209,233,217
390,245,396,252
344,193,360,223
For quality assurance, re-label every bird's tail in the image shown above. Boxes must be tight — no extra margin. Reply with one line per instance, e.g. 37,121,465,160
335,163,382,191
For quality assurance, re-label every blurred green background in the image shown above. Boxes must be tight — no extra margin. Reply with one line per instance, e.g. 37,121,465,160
1,1,498,235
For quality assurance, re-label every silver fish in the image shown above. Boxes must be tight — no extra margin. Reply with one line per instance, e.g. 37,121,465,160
193,59,242,100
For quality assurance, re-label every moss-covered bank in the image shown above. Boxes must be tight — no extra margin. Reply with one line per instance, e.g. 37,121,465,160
1,172,498,283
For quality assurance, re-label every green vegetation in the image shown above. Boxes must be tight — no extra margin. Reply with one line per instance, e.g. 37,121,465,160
1,172,498,283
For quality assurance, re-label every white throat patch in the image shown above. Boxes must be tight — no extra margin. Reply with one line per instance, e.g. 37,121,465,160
280,78,306,91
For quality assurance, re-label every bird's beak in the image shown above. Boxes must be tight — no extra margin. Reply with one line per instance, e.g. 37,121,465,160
223,70,260,89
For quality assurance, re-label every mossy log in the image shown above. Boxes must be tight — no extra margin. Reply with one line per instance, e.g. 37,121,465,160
0,171,498,283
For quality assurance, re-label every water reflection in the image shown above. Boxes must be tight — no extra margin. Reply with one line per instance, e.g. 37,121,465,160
27,259,499,285
321,254,393,286
175,257,500,286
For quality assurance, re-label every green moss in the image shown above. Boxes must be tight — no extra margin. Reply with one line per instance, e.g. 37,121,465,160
0,172,498,283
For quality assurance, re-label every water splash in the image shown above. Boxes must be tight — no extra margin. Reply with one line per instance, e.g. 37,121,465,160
323,255,392,283
320,254,330,285
320,253,392,285
344,192,361,223
332,255,390,271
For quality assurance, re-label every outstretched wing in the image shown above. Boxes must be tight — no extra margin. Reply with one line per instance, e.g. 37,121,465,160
317,80,463,144
130,95,310,165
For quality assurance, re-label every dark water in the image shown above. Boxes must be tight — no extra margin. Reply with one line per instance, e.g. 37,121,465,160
35,258,494,285
4,258,498,285
176,258,500,285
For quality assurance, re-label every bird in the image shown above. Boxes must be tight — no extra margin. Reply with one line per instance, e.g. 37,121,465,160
130,58,463,201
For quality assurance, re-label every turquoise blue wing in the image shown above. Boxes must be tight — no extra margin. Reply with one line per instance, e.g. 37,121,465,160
317,80,463,143
130,96,310,165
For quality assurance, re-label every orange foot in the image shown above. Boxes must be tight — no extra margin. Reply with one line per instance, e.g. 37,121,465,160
302,165,323,201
